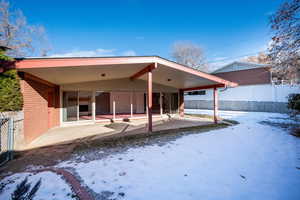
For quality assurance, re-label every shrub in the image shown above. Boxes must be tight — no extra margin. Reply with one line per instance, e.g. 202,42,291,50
287,94,300,111
287,94,300,117
0,51,14,61
0,69,23,112
0,47,23,112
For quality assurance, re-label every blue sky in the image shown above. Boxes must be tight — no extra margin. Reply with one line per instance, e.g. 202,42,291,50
10,0,283,67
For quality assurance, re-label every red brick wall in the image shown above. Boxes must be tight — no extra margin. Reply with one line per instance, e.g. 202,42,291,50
214,67,271,86
20,75,60,143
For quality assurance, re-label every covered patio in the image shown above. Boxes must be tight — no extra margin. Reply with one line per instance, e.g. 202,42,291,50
15,56,237,143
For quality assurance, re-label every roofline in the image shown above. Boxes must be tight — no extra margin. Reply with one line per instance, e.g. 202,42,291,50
213,67,271,75
15,55,159,60
15,55,209,73
213,61,271,73
154,57,238,87
14,56,238,87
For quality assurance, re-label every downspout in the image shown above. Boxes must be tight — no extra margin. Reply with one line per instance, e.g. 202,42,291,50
219,85,228,92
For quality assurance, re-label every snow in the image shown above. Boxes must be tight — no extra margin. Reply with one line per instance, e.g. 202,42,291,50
0,171,75,200
58,110,300,200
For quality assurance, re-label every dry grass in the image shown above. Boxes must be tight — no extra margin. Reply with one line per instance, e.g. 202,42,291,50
185,113,215,120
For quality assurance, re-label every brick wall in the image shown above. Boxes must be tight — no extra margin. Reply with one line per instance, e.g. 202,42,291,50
20,74,60,143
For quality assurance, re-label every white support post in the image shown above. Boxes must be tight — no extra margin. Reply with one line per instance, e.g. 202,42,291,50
59,88,63,125
213,87,218,124
160,92,163,117
147,70,153,132
77,91,79,121
113,100,116,121
146,93,148,118
92,91,96,121
169,93,171,114
130,92,133,118
178,91,180,114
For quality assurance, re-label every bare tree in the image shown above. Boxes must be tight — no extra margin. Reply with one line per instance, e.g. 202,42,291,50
243,52,270,64
171,41,208,71
268,0,300,81
0,0,50,57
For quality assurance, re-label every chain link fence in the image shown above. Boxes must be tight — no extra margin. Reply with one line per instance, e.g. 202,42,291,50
0,117,14,166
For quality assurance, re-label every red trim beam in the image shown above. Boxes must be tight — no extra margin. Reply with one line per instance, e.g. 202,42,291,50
130,63,157,80
21,72,58,87
181,84,226,92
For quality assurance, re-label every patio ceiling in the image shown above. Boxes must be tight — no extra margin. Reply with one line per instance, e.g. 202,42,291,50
15,56,237,90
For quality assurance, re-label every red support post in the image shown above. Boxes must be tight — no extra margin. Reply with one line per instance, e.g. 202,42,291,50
147,69,153,132
213,87,218,124
179,89,184,117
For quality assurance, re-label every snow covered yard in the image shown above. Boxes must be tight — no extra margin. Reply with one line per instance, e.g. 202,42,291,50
0,171,76,200
1,110,299,200
57,110,300,200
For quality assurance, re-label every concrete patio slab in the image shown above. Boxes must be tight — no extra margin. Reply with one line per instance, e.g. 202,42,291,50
27,116,214,149
28,124,114,149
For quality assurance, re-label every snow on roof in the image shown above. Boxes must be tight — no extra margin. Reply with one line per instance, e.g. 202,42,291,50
213,61,270,74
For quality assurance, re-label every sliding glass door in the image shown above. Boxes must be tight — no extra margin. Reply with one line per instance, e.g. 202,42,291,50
162,93,179,114
62,90,177,123
78,91,92,120
62,91,93,122
63,91,78,122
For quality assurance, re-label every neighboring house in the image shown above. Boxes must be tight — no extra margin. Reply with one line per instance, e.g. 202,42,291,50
3,56,237,143
213,61,272,85
185,61,300,113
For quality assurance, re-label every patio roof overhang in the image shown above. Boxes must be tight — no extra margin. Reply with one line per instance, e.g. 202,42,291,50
15,56,238,90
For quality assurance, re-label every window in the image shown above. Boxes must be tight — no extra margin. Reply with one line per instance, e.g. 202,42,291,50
79,105,89,112
186,90,206,95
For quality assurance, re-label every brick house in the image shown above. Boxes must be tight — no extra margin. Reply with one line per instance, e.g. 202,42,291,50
9,56,237,143
185,61,300,113
212,61,271,86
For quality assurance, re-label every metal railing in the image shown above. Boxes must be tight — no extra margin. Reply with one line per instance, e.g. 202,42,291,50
0,117,14,166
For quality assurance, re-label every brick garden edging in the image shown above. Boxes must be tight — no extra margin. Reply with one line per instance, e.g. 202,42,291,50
30,168,94,200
